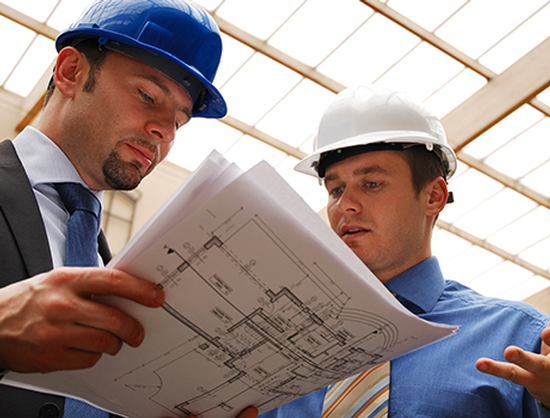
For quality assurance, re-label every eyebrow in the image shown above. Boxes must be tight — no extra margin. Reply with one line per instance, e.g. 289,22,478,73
325,165,389,183
140,74,193,120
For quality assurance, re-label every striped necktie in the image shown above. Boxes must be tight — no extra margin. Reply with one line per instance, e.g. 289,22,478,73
322,361,390,418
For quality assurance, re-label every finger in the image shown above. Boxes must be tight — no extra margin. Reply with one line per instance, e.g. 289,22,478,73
236,406,259,418
476,357,532,385
65,297,145,348
503,346,550,379
58,268,165,307
65,323,124,355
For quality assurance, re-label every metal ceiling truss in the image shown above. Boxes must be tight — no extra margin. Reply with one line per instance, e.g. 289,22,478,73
6,1,550,280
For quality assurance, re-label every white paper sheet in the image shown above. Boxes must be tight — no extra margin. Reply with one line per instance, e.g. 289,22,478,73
5,154,457,418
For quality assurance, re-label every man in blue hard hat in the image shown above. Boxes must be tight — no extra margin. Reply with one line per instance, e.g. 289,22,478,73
0,1,257,417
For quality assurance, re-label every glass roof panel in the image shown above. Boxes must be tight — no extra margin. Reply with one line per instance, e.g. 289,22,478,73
302,186,329,213
4,35,56,97
520,235,550,270
223,135,287,171
275,155,319,197
439,245,503,285
0,17,36,86
317,13,419,87
538,85,550,106
487,206,550,255
216,0,303,41
386,0,467,32
432,228,473,264
483,117,550,179
424,68,486,119
255,79,335,148
462,104,544,160
268,0,369,67
374,42,464,101
499,275,549,301
453,188,537,239
46,0,91,31
521,160,550,198
439,168,504,223
220,53,302,125
435,0,548,60
478,3,550,74
167,119,242,172
467,261,534,298
2,0,58,22
214,34,255,87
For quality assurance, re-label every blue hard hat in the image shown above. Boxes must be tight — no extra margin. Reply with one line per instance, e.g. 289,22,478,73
56,0,227,118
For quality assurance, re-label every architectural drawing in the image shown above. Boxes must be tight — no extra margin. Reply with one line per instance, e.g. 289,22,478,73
114,212,398,417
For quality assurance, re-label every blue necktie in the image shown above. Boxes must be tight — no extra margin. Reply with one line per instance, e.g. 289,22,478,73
55,182,101,267
55,182,109,418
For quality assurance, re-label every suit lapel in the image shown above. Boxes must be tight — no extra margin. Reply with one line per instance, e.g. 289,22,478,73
0,140,53,276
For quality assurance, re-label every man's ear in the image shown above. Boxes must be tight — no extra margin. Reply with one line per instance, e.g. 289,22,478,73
425,176,448,217
52,47,88,99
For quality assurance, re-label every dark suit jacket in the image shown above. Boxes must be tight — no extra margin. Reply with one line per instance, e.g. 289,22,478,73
0,139,115,418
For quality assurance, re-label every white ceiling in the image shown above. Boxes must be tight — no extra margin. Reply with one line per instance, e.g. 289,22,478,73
2,0,550,302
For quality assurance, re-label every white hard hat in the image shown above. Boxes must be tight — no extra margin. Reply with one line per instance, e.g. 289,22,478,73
295,85,457,180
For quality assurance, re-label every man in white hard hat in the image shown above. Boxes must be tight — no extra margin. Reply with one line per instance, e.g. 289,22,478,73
268,85,550,417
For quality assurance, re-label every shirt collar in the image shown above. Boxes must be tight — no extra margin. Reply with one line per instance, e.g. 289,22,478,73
385,257,445,314
12,126,103,201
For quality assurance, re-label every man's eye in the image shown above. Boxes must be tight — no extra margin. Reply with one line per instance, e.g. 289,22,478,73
365,182,380,189
140,90,154,104
329,186,344,196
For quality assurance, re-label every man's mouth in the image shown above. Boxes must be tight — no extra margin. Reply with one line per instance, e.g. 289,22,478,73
126,143,155,169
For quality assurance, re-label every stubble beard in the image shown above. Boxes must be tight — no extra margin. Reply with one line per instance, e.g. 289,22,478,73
102,141,155,190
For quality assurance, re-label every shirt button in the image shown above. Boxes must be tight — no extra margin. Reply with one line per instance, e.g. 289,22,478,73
39,402,60,418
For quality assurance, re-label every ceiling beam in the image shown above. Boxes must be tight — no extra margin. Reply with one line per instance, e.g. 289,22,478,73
442,35,550,152
0,3,57,40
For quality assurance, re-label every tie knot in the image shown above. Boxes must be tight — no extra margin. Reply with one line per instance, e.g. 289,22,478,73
54,182,101,218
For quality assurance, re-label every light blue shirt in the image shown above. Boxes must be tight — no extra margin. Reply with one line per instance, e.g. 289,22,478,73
12,126,103,268
262,257,550,418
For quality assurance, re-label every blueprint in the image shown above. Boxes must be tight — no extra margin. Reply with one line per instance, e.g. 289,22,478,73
6,152,457,418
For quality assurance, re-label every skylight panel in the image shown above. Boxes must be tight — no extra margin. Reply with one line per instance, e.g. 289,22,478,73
435,0,548,59
462,105,544,160
168,119,242,171
374,42,464,101
521,160,550,198
479,3,550,74
424,68,486,119
452,188,537,239
268,0,370,67
214,34,255,87
519,235,550,270
440,245,503,285
4,35,56,97
0,17,36,86
318,13,419,87
46,0,91,31
487,206,550,255
216,0,303,41
220,53,302,126
499,275,549,301
439,168,504,223
223,135,287,171
256,79,335,148
275,155,319,197
432,228,473,264
483,117,550,179
386,0,467,32
467,261,534,298
537,85,550,107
